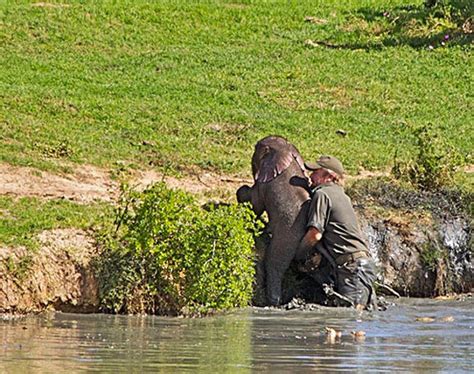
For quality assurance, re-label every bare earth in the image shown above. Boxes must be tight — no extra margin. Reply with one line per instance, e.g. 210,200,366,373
0,162,406,204
0,228,98,313
0,162,252,204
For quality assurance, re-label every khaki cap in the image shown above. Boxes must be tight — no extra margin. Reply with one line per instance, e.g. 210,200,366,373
304,155,345,177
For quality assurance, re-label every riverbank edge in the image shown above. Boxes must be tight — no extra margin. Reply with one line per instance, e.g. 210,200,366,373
1,179,472,316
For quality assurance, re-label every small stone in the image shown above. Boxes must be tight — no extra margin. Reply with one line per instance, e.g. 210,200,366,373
142,140,156,147
351,330,366,341
208,124,222,132
325,327,342,338
304,39,320,48
304,16,328,25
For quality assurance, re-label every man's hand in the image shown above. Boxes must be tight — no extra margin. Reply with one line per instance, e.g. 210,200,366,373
298,252,323,273
295,226,322,262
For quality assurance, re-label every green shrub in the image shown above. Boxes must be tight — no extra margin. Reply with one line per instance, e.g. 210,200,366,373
420,242,444,272
96,183,260,316
392,124,464,191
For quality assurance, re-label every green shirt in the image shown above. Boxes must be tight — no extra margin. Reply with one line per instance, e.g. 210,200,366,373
307,183,368,259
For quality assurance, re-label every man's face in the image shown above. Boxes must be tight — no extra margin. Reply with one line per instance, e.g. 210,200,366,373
309,168,328,188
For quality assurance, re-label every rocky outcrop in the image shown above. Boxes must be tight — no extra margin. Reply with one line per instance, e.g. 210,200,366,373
351,181,473,297
360,211,472,297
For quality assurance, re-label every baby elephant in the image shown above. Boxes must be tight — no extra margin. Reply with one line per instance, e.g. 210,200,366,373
237,135,311,305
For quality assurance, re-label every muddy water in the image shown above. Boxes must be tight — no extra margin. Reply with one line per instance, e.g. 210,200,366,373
1,298,472,372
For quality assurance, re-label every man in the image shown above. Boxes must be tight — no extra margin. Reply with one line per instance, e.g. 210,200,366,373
296,155,377,310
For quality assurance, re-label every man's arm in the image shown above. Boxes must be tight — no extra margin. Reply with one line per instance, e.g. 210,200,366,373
295,226,322,262
296,189,329,263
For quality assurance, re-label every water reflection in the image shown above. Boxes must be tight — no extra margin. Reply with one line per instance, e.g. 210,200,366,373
1,312,252,372
1,298,473,372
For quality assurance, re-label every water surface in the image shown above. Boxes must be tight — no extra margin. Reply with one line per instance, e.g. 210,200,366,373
1,298,472,372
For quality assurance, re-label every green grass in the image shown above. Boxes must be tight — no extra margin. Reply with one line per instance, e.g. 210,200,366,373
0,196,111,246
0,0,472,174
0,0,472,246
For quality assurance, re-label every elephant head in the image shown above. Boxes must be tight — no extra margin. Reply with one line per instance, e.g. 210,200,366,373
251,135,306,183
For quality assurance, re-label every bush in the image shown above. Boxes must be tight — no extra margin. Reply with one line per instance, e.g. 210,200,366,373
392,124,464,191
96,183,260,316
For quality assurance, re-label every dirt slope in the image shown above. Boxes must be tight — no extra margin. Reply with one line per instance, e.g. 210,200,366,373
0,162,252,204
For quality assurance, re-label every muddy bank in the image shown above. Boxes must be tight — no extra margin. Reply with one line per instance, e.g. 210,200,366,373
0,229,99,314
257,209,472,307
0,184,472,314
361,213,472,297
353,181,473,297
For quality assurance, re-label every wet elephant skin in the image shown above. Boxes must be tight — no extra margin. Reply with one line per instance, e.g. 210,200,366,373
237,136,311,305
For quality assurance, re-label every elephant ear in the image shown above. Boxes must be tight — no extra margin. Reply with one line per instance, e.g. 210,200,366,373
288,142,306,173
253,136,306,183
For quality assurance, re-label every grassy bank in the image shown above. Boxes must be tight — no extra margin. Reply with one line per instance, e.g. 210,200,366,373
1,0,472,174
0,0,472,243
0,196,110,247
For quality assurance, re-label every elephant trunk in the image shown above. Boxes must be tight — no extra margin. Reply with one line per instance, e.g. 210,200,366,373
236,185,252,204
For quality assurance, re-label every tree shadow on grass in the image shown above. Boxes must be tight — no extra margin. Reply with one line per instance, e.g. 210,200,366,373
309,1,472,51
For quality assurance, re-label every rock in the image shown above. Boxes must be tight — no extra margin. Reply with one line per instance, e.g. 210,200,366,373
351,330,366,341
358,209,472,297
325,327,342,338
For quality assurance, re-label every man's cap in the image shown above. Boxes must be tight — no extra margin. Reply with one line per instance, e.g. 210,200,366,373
304,155,345,177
